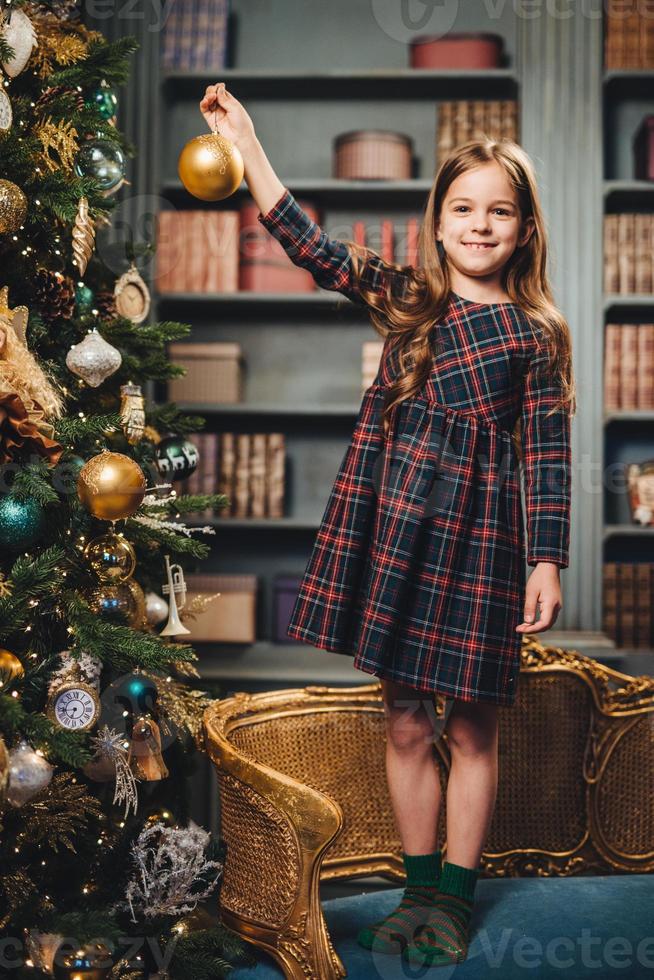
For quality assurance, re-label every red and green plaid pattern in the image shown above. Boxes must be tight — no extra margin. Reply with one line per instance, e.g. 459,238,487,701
258,189,572,706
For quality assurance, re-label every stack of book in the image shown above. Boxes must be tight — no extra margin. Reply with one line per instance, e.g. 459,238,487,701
604,214,654,294
603,563,654,648
604,323,654,410
605,8,654,68
436,101,519,166
186,432,285,519
155,211,239,293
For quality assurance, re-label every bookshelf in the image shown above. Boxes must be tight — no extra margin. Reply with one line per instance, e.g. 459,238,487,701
602,11,654,656
149,7,527,688
94,2,654,690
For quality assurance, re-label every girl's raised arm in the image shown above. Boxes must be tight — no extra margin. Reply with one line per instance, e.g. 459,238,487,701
255,185,397,306
199,82,400,306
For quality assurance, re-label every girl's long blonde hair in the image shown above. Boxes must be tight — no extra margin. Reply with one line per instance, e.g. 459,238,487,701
344,137,576,460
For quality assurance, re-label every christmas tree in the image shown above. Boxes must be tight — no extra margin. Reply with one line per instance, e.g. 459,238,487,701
0,2,255,977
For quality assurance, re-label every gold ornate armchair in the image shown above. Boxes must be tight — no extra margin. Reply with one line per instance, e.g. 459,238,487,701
202,635,654,980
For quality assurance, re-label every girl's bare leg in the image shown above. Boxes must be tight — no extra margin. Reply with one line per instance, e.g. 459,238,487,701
443,698,499,867
380,678,444,852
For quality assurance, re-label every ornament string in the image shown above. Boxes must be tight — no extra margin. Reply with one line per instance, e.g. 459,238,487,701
213,84,220,135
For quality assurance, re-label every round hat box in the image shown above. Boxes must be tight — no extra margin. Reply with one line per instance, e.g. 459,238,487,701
410,32,504,69
334,129,413,180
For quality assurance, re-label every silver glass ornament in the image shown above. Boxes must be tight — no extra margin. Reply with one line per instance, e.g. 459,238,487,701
74,137,126,193
7,739,54,806
66,328,122,387
145,591,168,626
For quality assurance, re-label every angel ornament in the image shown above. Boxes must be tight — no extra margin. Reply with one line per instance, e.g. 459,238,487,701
0,287,63,465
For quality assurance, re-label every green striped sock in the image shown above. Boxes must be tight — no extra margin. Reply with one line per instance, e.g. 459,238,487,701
402,859,479,966
356,849,442,954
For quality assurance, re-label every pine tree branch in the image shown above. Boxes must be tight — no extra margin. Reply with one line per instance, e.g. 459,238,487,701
0,694,92,767
11,460,61,505
54,413,120,446
146,403,207,436
64,592,199,673
125,521,212,560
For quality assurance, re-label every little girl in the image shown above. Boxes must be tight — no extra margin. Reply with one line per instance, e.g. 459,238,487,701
200,82,575,969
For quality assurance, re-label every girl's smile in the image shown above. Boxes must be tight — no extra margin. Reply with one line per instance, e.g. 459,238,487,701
436,161,535,302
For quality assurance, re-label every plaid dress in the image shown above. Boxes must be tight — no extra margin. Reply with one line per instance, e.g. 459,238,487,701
258,189,572,706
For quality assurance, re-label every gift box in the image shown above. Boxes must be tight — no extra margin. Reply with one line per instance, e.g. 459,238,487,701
273,574,304,643
409,32,504,69
184,573,258,643
168,342,243,404
333,130,413,180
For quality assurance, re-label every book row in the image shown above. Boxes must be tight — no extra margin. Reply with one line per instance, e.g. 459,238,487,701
604,214,654,295
186,432,285,519
603,563,654,648
604,323,654,410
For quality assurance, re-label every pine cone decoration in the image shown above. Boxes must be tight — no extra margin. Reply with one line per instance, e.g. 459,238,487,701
34,268,76,326
35,86,85,114
94,289,117,320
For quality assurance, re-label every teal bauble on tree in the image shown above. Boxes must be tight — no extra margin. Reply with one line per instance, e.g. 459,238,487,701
0,496,46,550
74,137,126,193
74,281,95,314
86,84,118,121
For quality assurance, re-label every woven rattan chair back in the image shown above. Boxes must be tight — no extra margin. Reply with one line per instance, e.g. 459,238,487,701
203,636,654,979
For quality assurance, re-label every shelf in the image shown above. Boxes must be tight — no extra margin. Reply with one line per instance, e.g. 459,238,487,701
194,640,368,685
170,401,360,417
161,178,434,206
186,516,320,530
604,524,654,538
185,635,654,682
603,69,654,95
604,409,654,424
156,290,363,314
604,180,654,208
163,67,519,100
603,294,654,312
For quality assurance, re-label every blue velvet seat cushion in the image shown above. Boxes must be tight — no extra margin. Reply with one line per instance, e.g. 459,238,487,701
230,874,654,979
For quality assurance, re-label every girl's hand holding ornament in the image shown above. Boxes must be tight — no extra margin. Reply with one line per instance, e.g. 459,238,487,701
199,82,256,148
178,82,254,201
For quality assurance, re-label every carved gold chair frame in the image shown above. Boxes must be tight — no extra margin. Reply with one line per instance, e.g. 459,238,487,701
203,635,654,980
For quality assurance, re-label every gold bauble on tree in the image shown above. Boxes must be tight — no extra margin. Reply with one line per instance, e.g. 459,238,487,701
0,648,24,684
77,450,146,522
84,531,136,582
0,180,27,234
177,131,244,202
87,581,139,626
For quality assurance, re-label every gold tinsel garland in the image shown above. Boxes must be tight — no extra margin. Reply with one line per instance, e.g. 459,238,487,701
24,3,104,78
36,117,79,173
0,870,37,931
140,669,209,752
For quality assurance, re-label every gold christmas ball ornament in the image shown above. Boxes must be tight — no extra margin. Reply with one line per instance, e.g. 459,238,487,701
77,450,147,522
52,938,114,980
0,648,24,684
84,531,136,582
0,179,27,234
0,734,8,806
86,581,139,626
177,132,244,202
